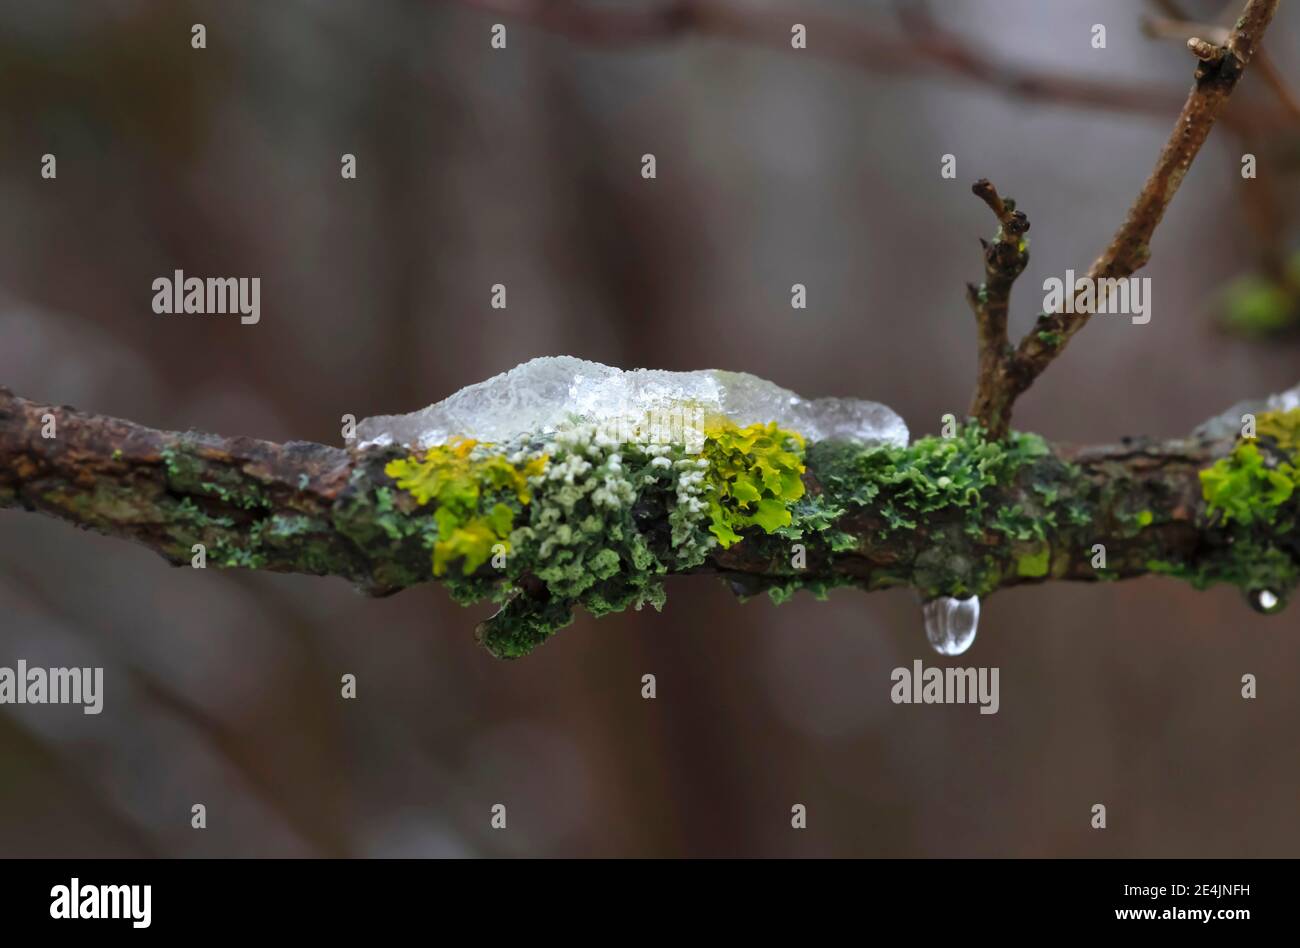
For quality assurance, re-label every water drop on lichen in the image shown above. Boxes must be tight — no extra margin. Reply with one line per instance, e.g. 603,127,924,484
1247,588,1285,615
922,595,980,655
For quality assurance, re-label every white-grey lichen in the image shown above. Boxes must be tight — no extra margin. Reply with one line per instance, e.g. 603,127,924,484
504,421,709,605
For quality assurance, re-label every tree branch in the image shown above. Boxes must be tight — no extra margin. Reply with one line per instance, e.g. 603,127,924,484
1,385,1286,608
974,0,1280,439
0,387,383,587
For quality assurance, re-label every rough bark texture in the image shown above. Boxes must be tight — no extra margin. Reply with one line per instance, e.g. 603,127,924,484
0,385,1254,599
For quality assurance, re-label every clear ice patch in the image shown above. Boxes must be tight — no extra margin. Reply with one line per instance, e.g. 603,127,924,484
1194,379,1300,440
356,356,909,450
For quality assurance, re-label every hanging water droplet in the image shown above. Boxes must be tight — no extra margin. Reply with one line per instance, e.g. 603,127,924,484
1247,588,1284,615
922,595,980,655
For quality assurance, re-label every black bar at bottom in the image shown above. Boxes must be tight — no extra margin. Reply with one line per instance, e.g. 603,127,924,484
0,858,1285,934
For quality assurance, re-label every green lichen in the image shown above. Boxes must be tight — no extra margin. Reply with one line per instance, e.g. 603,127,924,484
1178,408,1300,604
475,595,576,660
1148,542,1299,599
992,504,1044,541
801,423,1081,599
762,573,858,606
332,465,442,591
209,538,268,570
773,491,844,540
199,480,268,510
811,424,1051,540
160,445,186,480
167,493,337,573
161,441,271,512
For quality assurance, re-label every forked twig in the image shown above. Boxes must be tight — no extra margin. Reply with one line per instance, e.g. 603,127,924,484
971,0,1280,439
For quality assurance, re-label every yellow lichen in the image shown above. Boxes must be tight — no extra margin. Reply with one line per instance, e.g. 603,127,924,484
1256,408,1300,455
700,420,806,547
384,438,547,575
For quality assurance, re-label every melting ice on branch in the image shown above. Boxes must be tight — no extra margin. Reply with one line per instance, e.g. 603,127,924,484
1195,379,1300,440
356,356,910,449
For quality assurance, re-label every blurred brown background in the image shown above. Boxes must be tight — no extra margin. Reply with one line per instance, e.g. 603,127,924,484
1,0,1298,857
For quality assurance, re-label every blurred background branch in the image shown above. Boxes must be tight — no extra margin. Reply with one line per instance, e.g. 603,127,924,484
444,0,1300,349
446,0,1290,127
1145,0,1300,122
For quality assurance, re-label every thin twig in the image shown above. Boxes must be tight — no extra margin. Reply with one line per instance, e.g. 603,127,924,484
967,180,1031,431
1144,6,1300,122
